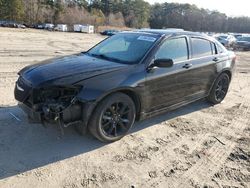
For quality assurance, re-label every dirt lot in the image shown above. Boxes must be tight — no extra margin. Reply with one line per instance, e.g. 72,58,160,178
0,28,249,188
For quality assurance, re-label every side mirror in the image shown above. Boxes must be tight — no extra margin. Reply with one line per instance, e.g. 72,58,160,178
153,58,174,68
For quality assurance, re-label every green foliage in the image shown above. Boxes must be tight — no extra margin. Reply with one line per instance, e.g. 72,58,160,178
68,0,88,8
90,0,123,15
89,0,150,28
0,0,24,21
53,0,65,22
122,0,150,28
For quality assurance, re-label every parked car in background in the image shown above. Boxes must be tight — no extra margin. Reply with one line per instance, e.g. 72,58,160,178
80,25,94,33
17,24,26,29
73,24,83,32
0,20,26,28
232,33,243,40
35,23,45,29
233,36,250,51
44,23,54,31
0,20,6,26
54,24,68,32
100,29,119,36
15,29,236,142
214,34,236,48
74,24,94,33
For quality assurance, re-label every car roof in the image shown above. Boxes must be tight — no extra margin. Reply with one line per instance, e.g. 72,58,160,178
119,29,219,44
128,29,208,38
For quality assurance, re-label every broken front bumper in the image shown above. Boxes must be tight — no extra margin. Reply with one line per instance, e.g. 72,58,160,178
19,101,83,126
18,102,43,123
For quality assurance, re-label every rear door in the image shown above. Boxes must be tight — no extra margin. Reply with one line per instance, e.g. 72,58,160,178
184,37,218,98
163,37,218,103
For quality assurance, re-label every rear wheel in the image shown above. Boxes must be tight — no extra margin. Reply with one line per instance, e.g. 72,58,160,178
89,93,136,142
207,73,230,104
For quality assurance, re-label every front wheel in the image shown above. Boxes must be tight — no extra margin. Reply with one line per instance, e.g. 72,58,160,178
207,73,230,104
88,93,136,142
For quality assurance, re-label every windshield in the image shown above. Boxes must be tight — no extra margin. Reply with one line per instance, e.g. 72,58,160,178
87,33,159,64
239,37,250,42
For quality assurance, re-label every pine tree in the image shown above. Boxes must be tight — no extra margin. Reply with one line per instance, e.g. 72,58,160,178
0,0,24,21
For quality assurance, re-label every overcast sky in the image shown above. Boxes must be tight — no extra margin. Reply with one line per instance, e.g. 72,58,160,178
145,0,250,17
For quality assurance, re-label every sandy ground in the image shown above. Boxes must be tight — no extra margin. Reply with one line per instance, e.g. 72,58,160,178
0,28,249,188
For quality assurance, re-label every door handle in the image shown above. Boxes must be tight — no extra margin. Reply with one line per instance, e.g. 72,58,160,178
182,63,192,69
213,57,219,62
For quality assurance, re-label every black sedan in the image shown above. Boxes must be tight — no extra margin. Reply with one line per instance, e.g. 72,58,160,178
15,30,236,142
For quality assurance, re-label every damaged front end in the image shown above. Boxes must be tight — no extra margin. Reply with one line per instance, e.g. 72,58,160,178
15,77,84,131
35,86,82,126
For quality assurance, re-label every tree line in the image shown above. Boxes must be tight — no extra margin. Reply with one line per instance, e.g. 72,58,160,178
0,0,250,33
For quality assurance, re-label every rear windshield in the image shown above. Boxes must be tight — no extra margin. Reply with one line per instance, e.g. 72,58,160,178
87,33,159,64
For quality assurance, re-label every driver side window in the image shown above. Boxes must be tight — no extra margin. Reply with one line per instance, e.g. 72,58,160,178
155,37,188,63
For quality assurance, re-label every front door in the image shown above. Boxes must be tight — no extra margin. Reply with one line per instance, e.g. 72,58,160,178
144,36,191,112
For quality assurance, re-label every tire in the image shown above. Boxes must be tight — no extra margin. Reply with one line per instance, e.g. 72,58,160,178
88,92,136,142
207,73,230,104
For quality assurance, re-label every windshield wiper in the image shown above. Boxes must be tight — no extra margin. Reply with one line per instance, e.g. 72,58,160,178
88,53,124,63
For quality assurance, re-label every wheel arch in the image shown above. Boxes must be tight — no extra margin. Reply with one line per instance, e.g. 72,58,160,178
117,89,141,120
81,87,142,127
208,69,232,95
220,69,232,81
94,88,141,120
207,69,231,104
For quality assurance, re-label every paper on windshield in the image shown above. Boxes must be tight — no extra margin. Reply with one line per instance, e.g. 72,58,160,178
137,36,157,42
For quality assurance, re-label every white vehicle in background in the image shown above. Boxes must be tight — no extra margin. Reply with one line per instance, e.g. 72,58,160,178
214,34,236,48
73,24,94,33
81,25,94,33
73,24,82,32
44,23,54,31
54,24,68,32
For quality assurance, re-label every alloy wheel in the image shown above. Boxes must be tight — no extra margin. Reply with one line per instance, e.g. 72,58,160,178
215,76,229,101
101,102,131,137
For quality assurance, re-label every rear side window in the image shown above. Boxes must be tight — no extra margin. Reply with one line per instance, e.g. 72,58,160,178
155,37,188,63
191,38,212,58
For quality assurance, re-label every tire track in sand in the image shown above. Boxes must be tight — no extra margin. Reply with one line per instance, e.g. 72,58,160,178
173,103,249,187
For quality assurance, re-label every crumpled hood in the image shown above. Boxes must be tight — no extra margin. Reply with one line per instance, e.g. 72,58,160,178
19,53,127,87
